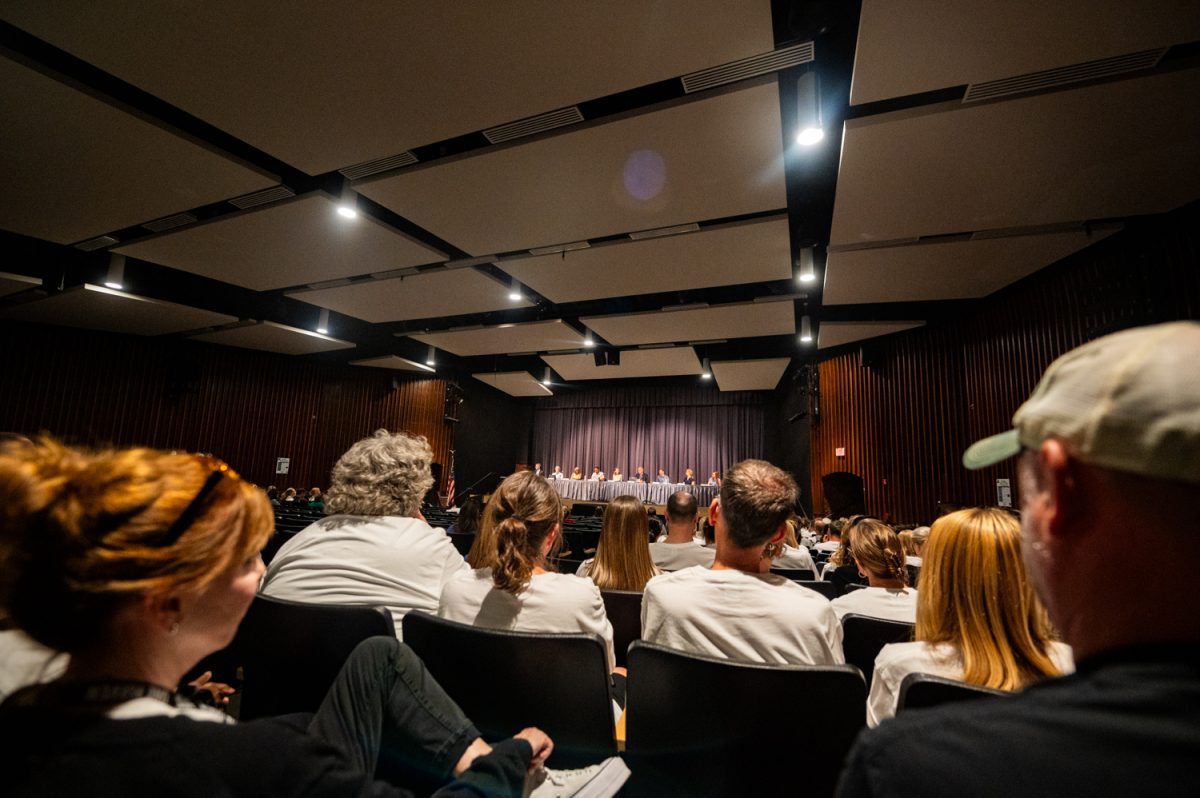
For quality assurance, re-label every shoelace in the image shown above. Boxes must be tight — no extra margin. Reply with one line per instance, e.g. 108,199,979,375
545,767,591,785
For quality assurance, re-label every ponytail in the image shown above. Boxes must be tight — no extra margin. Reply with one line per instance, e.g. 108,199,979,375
481,471,562,594
492,516,537,594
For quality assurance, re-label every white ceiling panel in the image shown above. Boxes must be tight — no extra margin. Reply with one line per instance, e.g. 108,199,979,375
711,357,791,391
293,267,529,323
349,355,435,373
543,347,703,381
824,226,1120,305
0,284,237,335
116,194,443,292
818,321,925,350
472,371,553,397
0,272,41,299
410,320,586,357
190,321,354,355
499,217,791,303
831,68,1200,247
1,2,773,174
853,0,1200,105
0,55,274,245
582,299,795,346
358,81,787,255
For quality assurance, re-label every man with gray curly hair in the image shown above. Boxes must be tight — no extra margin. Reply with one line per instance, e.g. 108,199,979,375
261,429,468,636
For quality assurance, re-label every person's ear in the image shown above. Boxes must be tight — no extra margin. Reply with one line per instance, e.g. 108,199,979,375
708,498,721,525
1038,438,1080,541
143,592,183,633
770,523,787,545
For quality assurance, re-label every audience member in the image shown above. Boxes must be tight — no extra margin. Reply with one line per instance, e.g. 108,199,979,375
648,491,716,571
447,495,482,536
839,322,1200,796
282,487,298,503
576,496,662,591
908,525,930,566
821,519,866,595
439,471,618,673
306,487,324,511
771,519,819,574
829,520,916,623
642,460,843,666
266,485,280,505
260,430,468,633
863,508,1068,726
814,517,844,554
0,440,632,796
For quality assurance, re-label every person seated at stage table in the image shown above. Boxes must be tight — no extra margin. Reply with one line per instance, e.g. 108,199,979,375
654,468,671,484
771,519,819,575
682,468,696,486
570,467,584,480
648,491,716,572
550,465,565,480
532,463,543,476
588,466,606,482
576,496,662,591
642,460,843,666
707,470,721,487
609,467,624,482
633,466,651,483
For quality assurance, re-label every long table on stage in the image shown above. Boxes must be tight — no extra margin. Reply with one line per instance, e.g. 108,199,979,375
549,479,718,506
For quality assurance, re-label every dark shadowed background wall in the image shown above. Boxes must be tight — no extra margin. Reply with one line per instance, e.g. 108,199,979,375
810,202,1200,524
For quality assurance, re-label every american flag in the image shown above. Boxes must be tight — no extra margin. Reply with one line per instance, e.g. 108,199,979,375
445,470,455,507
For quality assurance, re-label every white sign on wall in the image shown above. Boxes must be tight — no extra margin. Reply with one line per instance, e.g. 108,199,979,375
996,478,1012,507
275,457,290,475
835,447,846,457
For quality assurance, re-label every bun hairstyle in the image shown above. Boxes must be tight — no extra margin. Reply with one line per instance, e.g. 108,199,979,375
0,438,273,653
846,518,908,585
487,471,562,594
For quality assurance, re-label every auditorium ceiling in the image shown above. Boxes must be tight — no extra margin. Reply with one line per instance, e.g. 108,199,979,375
1,2,1198,397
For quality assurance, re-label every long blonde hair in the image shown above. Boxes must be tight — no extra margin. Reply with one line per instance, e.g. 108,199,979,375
587,496,658,592
916,508,1061,690
481,471,562,594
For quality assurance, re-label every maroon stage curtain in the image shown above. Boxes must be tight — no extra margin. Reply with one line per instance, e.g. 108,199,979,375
531,385,767,482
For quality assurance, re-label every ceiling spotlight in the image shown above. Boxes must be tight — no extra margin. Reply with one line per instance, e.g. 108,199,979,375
583,334,595,348
316,308,330,335
701,357,712,380
336,184,358,219
105,253,125,291
796,70,823,147
800,315,813,344
797,247,816,283
542,366,552,386
508,280,523,302
425,345,436,366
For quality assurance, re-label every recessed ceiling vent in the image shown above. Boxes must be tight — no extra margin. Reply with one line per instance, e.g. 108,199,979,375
142,212,198,233
229,185,296,209
963,48,1165,102
484,106,585,144
682,41,815,94
338,152,419,181
629,222,700,240
74,235,119,251
528,240,591,256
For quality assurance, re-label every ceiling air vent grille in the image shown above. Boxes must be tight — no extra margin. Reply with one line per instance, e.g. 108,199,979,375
964,48,1165,102
682,41,814,94
229,185,296,209
338,151,419,181
74,235,119,251
142,212,197,233
629,222,700,240
484,107,584,144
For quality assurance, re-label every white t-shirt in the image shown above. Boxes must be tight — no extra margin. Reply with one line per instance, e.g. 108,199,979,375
867,639,1075,727
905,555,923,568
260,515,470,636
0,630,68,701
641,568,844,666
772,544,817,574
649,540,717,572
439,568,616,672
814,540,842,554
588,472,605,481
830,586,918,623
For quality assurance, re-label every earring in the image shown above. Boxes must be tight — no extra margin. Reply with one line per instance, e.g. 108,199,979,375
169,621,180,636
762,542,781,560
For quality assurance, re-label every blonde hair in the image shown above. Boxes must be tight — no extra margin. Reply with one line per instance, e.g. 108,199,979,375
0,439,272,652
829,523,855,567
782,519,800,549
485,471,562,594
916,508,1061,690
850,519,908,585
898,530,917,558
587,496,658,592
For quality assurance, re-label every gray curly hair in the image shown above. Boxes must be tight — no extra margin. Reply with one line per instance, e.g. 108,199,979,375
325,429,434,517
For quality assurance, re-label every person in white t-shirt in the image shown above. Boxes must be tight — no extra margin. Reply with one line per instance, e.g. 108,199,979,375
642,460,843,666
648,491,716,572
772,519,818,576
439,470,618,674
588,466,606,482
907,525,931,567
830,519,917,623
866,508,1072,726
575,495,662,591
260,429,469,635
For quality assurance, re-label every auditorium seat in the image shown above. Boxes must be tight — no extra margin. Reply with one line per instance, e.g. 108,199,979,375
795,580,837,600
769,567,816,581
401,612,616,768
599,589,642,668
447,532,474,557
624,641,866,797
841,614,914,684
897,672,1009,713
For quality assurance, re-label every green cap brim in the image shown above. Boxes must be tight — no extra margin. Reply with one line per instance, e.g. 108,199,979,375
962,429,1021,470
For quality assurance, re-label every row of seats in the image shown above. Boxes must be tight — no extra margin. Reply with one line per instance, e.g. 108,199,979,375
202,595,1000,797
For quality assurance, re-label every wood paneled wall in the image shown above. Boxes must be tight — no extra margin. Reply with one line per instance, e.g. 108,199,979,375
811,204,1200,523
0,322,453,492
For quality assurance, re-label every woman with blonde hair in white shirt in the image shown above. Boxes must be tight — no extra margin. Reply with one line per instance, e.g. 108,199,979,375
576,496,661,591
866,507,1071,726
771,519,819,575
829,519,916,623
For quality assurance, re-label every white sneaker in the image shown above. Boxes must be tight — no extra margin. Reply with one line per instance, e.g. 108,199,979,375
526,757,631,798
